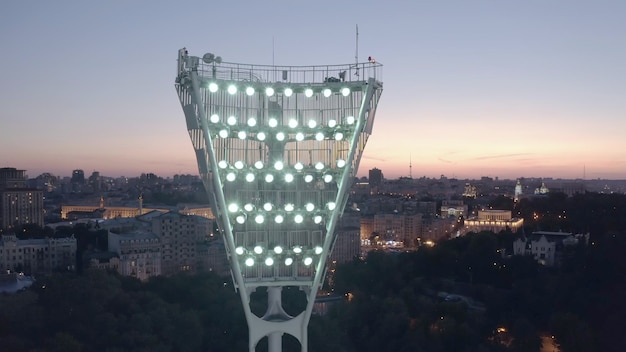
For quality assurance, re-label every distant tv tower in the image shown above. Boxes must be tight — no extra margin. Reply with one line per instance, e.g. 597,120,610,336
409,153,413,179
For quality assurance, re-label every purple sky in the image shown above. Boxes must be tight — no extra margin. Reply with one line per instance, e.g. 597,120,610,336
1,1,625,180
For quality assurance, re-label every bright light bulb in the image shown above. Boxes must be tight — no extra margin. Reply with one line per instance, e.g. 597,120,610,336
235,246,245,255
324,174,333,183
227,85,237,95
208,82,218,92
275,214,284,223
314,215,323,224
228,203,239,212
276,132,285,141
327,202,336,210
274,161,284,170
285,257,293,266
236,215,246,224
266,87,275,96
219,129,229,138
245,257,254,267
304,175,313,183
323,88,331,97
315,132,324,141
245,173,255,182
210,114,220,123
341,87,350,96
308,120,317,128
294,214,303,223
234,161,244,169
284,88,293,97
334,132,344,141
265,174,274,183
227,116,237,126
255,215,264,224
263,202,273,211
247,117,257,127
315,162,324,170
254,245,263,254
304,88,313,97
328,119,337,128
284,203,294,212
254,161,264,169
305,203,315,212
314,246,323,255
246,87,255,96
218,160,228,169
337,159,346,167
288,119,298,128
226,172,236,182
244,203,254,212
265,257,274,266
257,132,266,141
268,118,278,128
238,131,247,139
294,162,304,171
293,246,302,254
346,116,355,124
284,173,294,183
303,257,313,266
295,132,304,141
274,246,283,254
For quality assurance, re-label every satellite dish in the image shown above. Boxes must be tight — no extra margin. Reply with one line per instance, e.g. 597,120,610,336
215,56,222,64
202,53,215,63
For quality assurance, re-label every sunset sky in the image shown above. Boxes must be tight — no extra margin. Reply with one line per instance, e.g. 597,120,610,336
1,1,625,180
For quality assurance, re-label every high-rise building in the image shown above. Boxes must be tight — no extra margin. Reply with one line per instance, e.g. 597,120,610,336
368,167,383,192
175,48,383,351
0,168,43,230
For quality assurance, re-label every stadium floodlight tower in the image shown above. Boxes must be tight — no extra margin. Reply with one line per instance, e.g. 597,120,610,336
175,48,383,352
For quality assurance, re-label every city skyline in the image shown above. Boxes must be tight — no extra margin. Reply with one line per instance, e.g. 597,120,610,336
2,1,625,180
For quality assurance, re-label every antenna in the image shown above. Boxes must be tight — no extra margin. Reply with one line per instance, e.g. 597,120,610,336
272,35,275,66
409,153,413,179
355,24,359,65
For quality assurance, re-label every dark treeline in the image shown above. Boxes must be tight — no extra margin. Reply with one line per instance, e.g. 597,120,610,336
1,192,625,351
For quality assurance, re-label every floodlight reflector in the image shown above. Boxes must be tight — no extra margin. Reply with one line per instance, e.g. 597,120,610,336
304,88,313,97
266,87,275,96
254,161,264,169
208,82,218,92
308,120,317,128
341,87,350,96
244,203,254,212
246,87,255,96
346,115,355,124
284,203,295,212
327,202,336,210
303,257,313,266
293,246,302,254
337,159,346,167
268,118,278,127
334,132,344,141
245,257,255,267
323,88,331,97
227,84,237,95
218,160,228,169
265,257,274,266
285,257,294,266
235,246,245,255
255,215,265,224
236,215,246,224
315,162,324,170
324,174,333,183
295,132,304,141
263,202,273,211
247,117,257,127
294,214,304,223
245,173,255,182
234,161,244,169
238,131,247,139
315,132,324,141
254,245,263,254
274,214,284,223
227,116,237,126
328,119,337,128
284,173,294,183
314,215,323,224
265,174,274,183
288,119,298,128
226,172,236,182
276,132,285,141
314,246,323,255
257,132,266,141
274,246,283,254
284,88,293,97
218,129,229,138
294,162,304,171
228,203,239,213
210,114,220,123
274,161,284,170
304,175,313,183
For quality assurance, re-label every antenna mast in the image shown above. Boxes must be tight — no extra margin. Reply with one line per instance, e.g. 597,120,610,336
410,153,413,179
355,24,359,65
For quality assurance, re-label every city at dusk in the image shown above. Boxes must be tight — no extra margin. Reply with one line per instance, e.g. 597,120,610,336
2,1,625,180
2,2,626,352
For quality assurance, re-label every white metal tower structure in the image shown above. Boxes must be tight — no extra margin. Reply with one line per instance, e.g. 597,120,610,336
175,48,383,352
